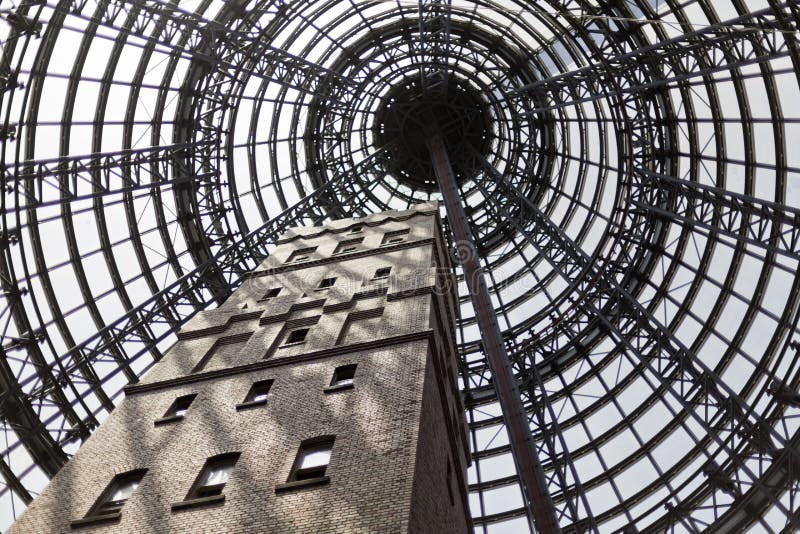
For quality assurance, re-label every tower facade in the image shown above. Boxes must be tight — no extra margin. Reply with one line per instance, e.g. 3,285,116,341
8,202,470,533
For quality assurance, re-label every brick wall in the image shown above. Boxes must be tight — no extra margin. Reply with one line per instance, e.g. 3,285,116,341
408,343,471,534
9,202,470,534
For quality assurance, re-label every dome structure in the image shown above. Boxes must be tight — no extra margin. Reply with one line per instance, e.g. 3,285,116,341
1,0,800,532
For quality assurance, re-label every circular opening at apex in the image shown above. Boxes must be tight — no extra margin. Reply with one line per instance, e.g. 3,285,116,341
372,76,494,191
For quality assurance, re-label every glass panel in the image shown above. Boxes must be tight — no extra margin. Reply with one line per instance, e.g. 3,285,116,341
333,366,356,386
200,463,235,487
299,448,331,469
107,479,139,503
286,328,308,343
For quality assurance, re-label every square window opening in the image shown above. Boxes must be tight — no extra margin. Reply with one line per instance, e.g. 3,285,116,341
88,470,146,517
373,267,391,279
163,394,196,420
381,229,409,245
187,454,240,500
262,287,281,300
285,327,309,345
287,247,316,263
289,437,335,482
317,277,337,289
244,380,273,404
334,238,363,255
331,364,356,387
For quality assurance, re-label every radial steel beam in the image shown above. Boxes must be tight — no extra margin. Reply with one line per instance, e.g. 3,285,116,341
66,0,359,103
506,3,798,115
2,142,213,209
0,451,32,505
157,0,362,307
630,167,800,261
511,339,597,531
2,0,799,529
470,154,800,530
4,150,386,461
417,0,452,96
0,346,69,479
429,136,559,534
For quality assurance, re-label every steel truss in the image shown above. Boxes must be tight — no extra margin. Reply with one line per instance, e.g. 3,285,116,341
470,154,800,532
2,0,800,532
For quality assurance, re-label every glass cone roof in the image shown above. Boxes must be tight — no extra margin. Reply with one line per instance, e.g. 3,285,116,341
1,0,800,531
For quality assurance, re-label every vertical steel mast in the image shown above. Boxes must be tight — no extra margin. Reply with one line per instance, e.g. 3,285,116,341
429,136,560,533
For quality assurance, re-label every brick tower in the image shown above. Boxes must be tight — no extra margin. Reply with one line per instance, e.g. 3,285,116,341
8,202,470,533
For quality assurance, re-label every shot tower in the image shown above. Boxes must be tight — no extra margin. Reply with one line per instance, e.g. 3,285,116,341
8,202,470,533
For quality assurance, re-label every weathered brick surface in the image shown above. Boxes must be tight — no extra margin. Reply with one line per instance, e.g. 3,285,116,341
408,343,471,534
9,202,469,534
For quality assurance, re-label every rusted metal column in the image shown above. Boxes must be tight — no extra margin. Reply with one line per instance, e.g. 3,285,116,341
428,136,560,534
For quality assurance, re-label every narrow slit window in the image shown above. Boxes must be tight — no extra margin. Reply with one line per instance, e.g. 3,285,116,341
373,267,391,279
350,225,363,234
446,460,455,506
330,364,356,388
317,277,337,289
288,437,335,482
186,454,240,500
156,394,196,424
285,327,309,345
87,470,146,517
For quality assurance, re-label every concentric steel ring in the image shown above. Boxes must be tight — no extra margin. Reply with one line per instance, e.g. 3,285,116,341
2,0,800,532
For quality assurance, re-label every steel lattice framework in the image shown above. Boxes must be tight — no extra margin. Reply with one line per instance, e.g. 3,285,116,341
2,0,800,532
